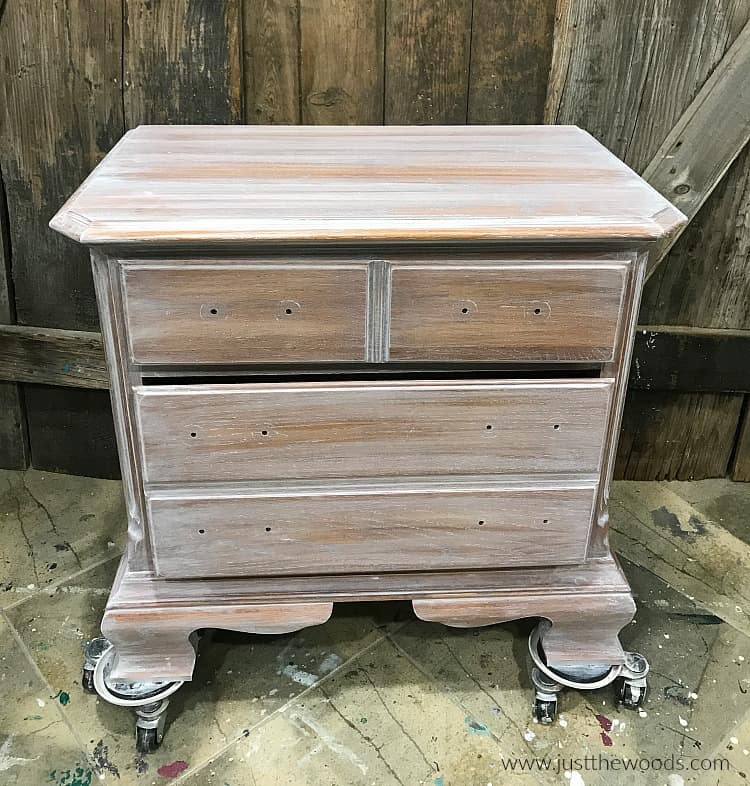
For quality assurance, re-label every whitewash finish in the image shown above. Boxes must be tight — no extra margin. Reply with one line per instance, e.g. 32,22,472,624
135,379,613,483
49,125,686,684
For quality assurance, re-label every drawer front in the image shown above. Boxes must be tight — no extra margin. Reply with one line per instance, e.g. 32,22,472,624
389,264,626,361
136,379,612,483
122,264,368,364
147,483,597,578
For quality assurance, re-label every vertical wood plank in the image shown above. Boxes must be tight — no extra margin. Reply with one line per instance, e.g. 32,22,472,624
124,0,243,126
0,168,29,469
0,0,123,330
24,385,120,479
0,0,122,475
385,0,472,124
243,0,300,123
299,0,385,124
468,0,556,124
547,0,750,478
615,391,744,480
732,402,750,481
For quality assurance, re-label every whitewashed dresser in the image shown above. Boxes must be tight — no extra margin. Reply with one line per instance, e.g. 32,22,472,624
51,125,686,751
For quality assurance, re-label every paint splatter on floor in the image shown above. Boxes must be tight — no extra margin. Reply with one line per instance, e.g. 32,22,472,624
157,760,189,778
465,717,490,734
48,767,93,786
91,739,120,778
53,689,70,706
594,713,612,732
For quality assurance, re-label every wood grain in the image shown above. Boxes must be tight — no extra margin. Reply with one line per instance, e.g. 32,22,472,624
385,0,472,123
0,164,28,468
243,0,300,123
615,390,744,480
0,325,107,389
468,0,556,124
642,17,750,276
49,126,686,245
0,0,122,330
300,0,385,124
389,263,627,362
103,600,333,681
123,0,242,126
135,379,613,483
731,405,750,481
112,550,632,606
24,384,119,479
546,0,750,481
414,591,635,669
147,481,597,578
122,263,369,364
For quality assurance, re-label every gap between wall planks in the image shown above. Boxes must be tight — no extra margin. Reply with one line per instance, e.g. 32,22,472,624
1,0,749,479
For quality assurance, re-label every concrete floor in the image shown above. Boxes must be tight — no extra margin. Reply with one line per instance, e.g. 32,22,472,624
1,471,749,786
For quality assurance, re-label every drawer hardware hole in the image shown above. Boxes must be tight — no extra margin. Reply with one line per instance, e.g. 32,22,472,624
261,429,269,436
198,529,205,534
277,299,301,319
478,520,485,526
265,526,272,532
553,424,560,430
485,424,493,431
543,519,549,524
533,308,541,315
189,431,197,438
200,303,226,319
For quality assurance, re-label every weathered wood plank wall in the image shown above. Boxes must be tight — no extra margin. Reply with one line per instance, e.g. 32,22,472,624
0,0,748,480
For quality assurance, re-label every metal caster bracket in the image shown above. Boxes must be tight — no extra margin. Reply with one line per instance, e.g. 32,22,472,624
84,641,183,753
528,623,650,721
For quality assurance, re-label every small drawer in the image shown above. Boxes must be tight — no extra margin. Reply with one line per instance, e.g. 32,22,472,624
147,481,597,578
135,378,613,483
389,263,627,362
121,263,368,364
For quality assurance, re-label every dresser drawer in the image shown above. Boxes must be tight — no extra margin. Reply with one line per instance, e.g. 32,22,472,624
121,264,368,364
389,263,627,361
147,481,597,578
135,378,613,483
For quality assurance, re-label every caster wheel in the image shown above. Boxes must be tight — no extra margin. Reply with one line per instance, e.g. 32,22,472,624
534,697,557,724
136,726,160,754
615,677,647,708
81,668,96,694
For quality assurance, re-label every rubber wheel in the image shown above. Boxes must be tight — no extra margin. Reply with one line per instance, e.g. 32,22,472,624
136,726,160,754
81,668,96,694
534,697,557,724
614,677,647,708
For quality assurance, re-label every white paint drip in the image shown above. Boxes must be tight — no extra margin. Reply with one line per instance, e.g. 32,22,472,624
0,738,39,772
282,664,318,687
319,653,343,674
666,775,685,786
289,710,367,774
523,728,536,741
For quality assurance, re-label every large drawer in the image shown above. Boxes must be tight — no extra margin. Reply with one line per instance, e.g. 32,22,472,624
135,378,613,483
121,263,368,364
389,263,627,361
147,481,597,578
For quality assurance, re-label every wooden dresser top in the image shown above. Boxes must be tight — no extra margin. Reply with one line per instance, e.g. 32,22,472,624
51,125,686,246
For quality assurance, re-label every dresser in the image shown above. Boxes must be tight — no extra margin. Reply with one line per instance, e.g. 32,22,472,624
51,125,685,748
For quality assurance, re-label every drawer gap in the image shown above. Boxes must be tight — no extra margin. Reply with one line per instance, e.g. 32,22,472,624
141,364,602,386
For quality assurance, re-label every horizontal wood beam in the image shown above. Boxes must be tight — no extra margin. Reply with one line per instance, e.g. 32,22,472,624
2,323,749,394
0,324,108,389
643,18,750,279
629,325,750,393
